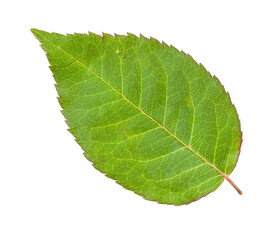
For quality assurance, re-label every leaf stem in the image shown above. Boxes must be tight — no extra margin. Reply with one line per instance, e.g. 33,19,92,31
222,174,242,195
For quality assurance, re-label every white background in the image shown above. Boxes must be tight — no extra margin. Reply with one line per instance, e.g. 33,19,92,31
1,0,275,239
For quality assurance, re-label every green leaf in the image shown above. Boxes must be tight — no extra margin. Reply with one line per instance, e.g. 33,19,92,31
31,29,242,205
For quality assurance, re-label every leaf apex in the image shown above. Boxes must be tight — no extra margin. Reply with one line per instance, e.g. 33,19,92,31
31,28,43,39
30,28,37,33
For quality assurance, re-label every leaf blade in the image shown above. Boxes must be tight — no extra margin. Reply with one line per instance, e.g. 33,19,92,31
32,29,242,205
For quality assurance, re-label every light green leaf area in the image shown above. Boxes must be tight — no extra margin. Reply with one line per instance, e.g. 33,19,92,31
32,29,242,205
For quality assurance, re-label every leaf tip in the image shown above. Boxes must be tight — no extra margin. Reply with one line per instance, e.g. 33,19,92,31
30,28,40,37
31,28,43,35
30,28,49,43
